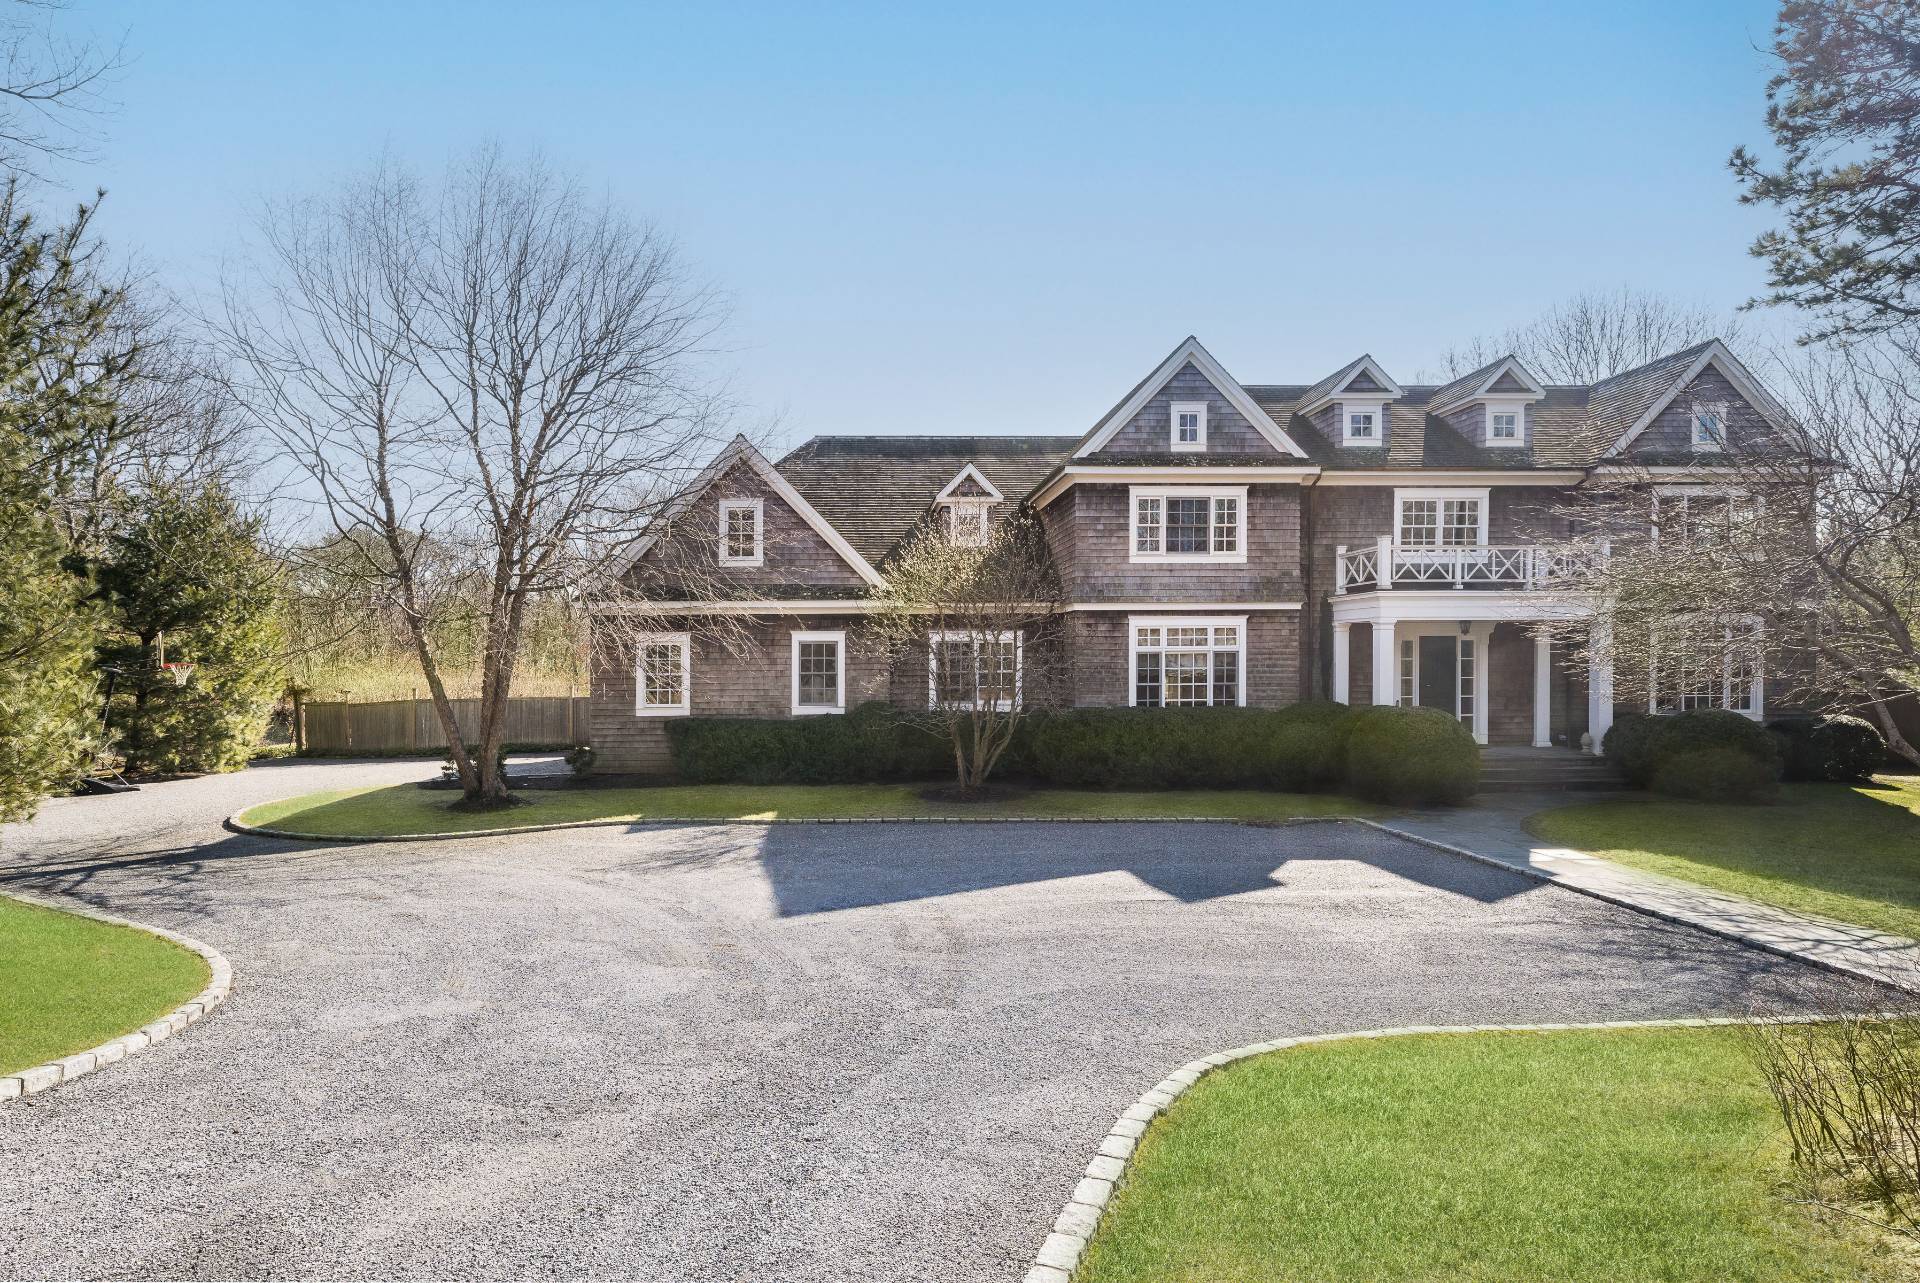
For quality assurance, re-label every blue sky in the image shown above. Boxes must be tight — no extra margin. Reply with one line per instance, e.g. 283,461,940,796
68,0,1788,447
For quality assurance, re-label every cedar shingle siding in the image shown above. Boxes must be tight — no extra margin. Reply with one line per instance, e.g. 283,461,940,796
589,337,1804,774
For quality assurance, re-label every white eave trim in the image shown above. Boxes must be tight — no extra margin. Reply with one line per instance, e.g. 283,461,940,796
1428,356,1547,416
1032,463,1320,509
1605,340,1794,458
1313,469,1588,486
933,462,1004,503
1066,601,1301,611
1297,354,1407,418
1074,335,1310,460
610,435,885,588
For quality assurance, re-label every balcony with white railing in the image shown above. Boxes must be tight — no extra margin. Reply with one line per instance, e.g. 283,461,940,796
1335,536,1603,594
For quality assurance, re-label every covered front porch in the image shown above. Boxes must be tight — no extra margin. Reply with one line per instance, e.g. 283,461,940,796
1330,591,1608,750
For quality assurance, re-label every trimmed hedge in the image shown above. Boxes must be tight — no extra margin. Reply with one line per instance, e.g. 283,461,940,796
662,698,1481,803
1343,705,1482,806
1770,715,1887,783
1607,708,1783,802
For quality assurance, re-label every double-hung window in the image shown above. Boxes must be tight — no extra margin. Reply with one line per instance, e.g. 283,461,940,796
1649,622,1763,718
1130,617,1245,707
1130,486,1246,563
718,498,764,566
790,630,846,715
1394,489,1487,548
928,630,1021,711
635,633,690,716
1692,402,1727,451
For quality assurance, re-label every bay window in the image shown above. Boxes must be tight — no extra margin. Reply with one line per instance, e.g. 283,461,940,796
1130,486,1247,563
1129,616,1245,707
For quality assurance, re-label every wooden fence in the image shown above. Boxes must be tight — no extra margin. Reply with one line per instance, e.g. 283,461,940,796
300,696,591,754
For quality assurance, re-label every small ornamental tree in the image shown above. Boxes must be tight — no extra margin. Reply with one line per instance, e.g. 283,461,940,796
96,484,283,774
867,510,1064,794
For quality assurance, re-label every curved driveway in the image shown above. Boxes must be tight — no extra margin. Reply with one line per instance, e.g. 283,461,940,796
0,760,1863,1281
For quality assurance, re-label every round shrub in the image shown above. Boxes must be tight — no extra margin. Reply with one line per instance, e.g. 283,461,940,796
1602,712,1662,786
1642,708,1782,803
1263,700,1355,791
1801,715,1886,782
1650,744,1780,803
1342,705,1481,806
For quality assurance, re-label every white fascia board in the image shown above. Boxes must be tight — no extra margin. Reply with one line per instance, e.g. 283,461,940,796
1074,336,1310,460
1330,590,1597,626
1606,341,1795,458
1429,356,1547,415
1065,601,1302,611
1298,355,1406,417
595,599,883,615
933,462,1004,503
1314,469,1587,486
1031,464,1320,509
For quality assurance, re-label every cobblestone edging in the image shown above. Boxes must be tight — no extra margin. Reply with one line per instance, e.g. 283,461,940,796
1024,1015,1824,1282
0,892,232,1104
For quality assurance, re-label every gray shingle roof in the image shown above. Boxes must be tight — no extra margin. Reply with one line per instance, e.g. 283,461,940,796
1575,339,1714,463
775,435,1077,562
1425,355,1516,414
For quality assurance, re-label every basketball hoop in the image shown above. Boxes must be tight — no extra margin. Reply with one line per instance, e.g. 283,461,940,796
161,661,196,687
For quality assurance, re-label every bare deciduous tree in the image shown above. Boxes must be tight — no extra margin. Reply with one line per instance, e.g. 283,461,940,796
0,0,121,176
220,147,728,805
1534,337,1920,765
1437,287,1736,382
866,510,1064,794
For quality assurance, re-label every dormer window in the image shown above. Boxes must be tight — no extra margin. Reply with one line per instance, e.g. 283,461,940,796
718,498,763,566
1340,401,1387,447
1692,402,1727,451
1490,411,1518,440
947,500,989,546
1171,401,1207,452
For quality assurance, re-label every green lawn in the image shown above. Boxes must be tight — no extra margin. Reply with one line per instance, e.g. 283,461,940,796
238,782,1377,837
1529,775,1920,941
1078,1027,1904,1283
0,895,210,1076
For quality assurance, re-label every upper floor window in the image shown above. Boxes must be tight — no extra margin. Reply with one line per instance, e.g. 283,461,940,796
718,498,764,566
1130,617,1244,707
928,629,1021,711
1130,486,1246,563
635,633,690,716
1345,409,1377,442
947,500,990,546
1692,402,1727,451
1394,488,1488,547
1490,411,1519,441
790,630,846,715
1170,400,1207,452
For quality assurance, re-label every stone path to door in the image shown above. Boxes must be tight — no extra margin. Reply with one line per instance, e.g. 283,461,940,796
1379,792,1920,995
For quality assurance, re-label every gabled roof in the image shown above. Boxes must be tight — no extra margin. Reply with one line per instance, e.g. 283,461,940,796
777,435,1076,562
1591,338,1792,459
1072,336,1309,459
1294,354,1405,417
1427,354,1546,415
933,462,1004,503
614,434,885,586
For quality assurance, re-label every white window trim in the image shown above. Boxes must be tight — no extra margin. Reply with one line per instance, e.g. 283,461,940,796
789,629,847,715
1691,400,1728,452
944,499,991,546
927,629,1023,712
717,498,765,567
1392,487,1490,547
1340,399,1389,447
1127,614,1248,708
1483,399,1528,448
1128,485,1249,564
634,631,691,717
1170,400,1208,453
1648,621,1764,720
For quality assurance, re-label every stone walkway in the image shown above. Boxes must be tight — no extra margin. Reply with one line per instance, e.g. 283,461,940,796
1378,792,1920,995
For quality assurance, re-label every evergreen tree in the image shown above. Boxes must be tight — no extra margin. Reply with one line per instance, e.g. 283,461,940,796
97,485,283,775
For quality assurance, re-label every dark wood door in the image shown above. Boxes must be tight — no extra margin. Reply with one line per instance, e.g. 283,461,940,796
1417,635,1457,714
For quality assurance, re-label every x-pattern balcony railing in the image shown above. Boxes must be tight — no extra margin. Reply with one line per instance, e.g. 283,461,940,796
1335,537,1601,594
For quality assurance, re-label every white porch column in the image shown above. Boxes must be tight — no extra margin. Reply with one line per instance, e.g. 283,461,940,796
1532,631,1553,748
1332,621,1351,704
1470,623,1491,745
1370,621,1397,705
1586,619,1614,754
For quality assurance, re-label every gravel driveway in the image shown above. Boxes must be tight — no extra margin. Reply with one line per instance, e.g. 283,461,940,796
0,761,1865,1281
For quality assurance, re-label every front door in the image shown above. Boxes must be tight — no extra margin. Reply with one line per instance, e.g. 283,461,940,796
1417,635,1457,714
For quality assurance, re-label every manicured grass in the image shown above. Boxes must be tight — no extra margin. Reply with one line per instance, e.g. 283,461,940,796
1530,775,1920,941
0,895,210,1076
1079,1027,1903,1283
237,782,1378,837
